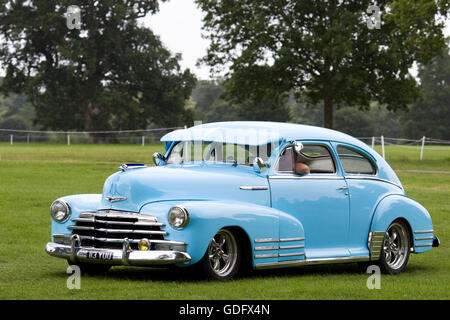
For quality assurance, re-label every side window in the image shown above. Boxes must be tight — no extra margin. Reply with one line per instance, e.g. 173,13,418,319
337,146,376,175
297,145,336,174
276,144,336,174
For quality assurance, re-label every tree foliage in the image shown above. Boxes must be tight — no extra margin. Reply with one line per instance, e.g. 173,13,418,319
191,79,290,123
0,1,196,135
196,0,448,128
403,40,450,140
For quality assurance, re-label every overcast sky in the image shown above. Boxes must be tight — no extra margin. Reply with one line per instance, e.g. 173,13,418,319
143,0,211,80
145,0,450,80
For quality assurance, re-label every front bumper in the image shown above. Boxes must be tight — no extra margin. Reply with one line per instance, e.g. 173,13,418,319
45,235,191,266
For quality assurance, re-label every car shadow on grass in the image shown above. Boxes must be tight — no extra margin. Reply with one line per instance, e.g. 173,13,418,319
78,263,372,282
45,260,436,283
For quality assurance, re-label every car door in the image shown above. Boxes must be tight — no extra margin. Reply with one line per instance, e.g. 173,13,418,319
269,142,350,260
334,143,401,257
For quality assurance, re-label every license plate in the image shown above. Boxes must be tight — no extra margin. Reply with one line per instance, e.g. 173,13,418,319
86,250,114,260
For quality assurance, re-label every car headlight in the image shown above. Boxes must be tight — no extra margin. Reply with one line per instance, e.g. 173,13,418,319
50,200,71,222
168,206,189,229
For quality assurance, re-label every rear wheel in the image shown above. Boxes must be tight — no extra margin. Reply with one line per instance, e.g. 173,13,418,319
67,260,111,275
378,221,411,274
200,229,241,280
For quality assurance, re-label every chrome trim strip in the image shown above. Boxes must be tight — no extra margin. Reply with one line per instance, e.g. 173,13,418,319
254,256,370,270
255,252,305,259
239,186,269,190
415,236,434,240
72,217,164,227
254,254,278,259
414,230,434,234
254,237,305,243
254,238,279,243
254,245,305,251
279,252,305,258
279,245,305,250
254,246,278,251
91,210,158,222
68,225,167,235
306,256,369,265
269,175,344,180
105,196,127,203
74,235,186,246
415,243,433,247
280,237,305,242
344,176,403,189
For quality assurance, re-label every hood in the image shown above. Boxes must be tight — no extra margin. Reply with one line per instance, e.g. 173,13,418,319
100,163,270,212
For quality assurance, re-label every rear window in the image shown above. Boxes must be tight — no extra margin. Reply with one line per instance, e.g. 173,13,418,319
337,146,376,175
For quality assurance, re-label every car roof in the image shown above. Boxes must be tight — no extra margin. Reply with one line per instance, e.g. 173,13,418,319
161,121,402,187
161,121,369,151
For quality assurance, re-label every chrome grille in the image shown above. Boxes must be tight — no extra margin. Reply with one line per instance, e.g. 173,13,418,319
69,210,167,250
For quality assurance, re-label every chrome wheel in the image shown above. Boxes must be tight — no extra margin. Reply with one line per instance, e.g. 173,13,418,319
207,229,238,278
382,222,409,271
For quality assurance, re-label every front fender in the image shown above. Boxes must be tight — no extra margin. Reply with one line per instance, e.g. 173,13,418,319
140,200,298,266
50,194,102,238
370,194,434,253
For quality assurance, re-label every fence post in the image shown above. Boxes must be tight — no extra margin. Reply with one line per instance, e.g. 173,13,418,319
27,134,30,144
420,136,425,160
67,135,71,146
371,136,375,149
10,134,13,145
142,136,145,147
381,135,385,159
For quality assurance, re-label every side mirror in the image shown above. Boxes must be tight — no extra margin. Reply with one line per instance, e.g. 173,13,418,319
152,152,166,166
252,157,268,173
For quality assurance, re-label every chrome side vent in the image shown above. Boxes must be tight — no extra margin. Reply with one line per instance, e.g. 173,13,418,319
368,231,384,261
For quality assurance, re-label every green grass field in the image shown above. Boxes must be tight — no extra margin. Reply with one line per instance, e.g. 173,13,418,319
0,143,449,299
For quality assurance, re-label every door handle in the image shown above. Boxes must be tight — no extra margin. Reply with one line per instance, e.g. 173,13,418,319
337,186,348,191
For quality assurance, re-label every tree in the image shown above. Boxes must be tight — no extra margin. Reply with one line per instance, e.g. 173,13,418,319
402,40,450,140
191,79,291,123
196,0,449,128
334,106,375,137
0,1,196,138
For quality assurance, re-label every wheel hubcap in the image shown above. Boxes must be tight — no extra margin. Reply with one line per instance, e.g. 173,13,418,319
383,222,409,270
207,230,237,277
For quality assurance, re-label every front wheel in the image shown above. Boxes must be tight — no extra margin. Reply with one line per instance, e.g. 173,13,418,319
200,229,241,280
378,221,411,274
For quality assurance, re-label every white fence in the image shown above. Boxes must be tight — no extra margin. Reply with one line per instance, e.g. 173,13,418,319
0,127,184,145
357,136,450,160
1,128,449,160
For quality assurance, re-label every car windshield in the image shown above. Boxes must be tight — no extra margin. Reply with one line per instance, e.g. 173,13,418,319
167,141,273,166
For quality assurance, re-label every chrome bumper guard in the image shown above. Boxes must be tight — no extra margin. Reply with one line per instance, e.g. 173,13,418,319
46,235,191,266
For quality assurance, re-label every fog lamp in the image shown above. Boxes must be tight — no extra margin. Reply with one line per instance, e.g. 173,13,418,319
138,238,150,251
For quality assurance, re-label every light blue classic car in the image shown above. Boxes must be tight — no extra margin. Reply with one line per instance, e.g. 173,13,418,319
46,121,439,280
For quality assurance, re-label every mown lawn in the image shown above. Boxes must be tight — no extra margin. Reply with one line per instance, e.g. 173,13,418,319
0,143,448,299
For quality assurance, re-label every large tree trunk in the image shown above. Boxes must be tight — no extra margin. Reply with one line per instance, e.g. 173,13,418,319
323,96,333,129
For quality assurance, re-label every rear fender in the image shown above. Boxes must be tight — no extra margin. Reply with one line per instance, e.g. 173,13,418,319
370,195,434,255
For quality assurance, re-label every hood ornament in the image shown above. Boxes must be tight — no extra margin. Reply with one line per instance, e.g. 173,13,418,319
119,163,146,171
105,196,127,202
